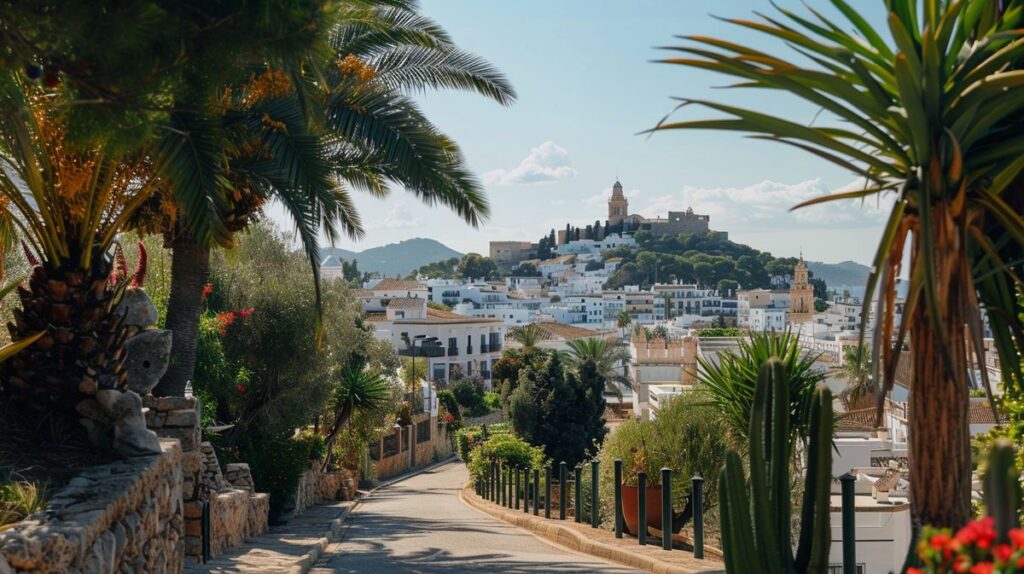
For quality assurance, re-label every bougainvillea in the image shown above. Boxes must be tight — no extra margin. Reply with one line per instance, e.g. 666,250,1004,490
909,518,1024,573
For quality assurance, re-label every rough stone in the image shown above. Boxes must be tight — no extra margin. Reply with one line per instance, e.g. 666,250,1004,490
114,288,159,329
96,389,146,427
123,329,172,395
114,425,162,458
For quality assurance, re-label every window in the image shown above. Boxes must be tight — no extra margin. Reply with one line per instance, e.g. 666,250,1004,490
432,364,446,382
382,432,399,457
416,420,431,443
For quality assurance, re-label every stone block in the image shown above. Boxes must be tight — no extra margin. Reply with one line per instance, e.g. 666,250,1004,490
163,409,198,428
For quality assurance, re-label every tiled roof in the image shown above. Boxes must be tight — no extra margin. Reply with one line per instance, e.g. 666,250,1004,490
835,408,878,433
391,307,501,325
532,322,607,341
969,401,1001,425
373,278,422,292
386,297,424,310
365,312,387,322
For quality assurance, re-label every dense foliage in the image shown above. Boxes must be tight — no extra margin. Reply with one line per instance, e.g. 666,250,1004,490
465,433,546,481
506,353,606,468
604,231,826,296
412,253,499,280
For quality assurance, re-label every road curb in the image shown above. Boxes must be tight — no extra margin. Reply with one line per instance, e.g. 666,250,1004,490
459,485,720,574
298,456,458,573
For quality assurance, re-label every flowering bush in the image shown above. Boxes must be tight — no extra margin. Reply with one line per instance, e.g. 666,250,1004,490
910,518,1024,573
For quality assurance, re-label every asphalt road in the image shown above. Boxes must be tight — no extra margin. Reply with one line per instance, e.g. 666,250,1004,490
313,461,639,573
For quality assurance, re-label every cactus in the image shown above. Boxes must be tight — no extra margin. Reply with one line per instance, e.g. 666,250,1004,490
983,438,1021,542
719,358,833,574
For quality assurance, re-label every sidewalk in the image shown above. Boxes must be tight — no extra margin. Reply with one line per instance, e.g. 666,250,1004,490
185,501,353,574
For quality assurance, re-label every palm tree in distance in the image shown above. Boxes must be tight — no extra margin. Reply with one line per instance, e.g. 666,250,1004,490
156,0,517,396
655,0,1024,529
616,310,631,337
508,324,543,351
837,345,875,411
564,337,629,401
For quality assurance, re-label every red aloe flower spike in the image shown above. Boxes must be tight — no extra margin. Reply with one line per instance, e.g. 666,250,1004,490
111,242,128,285
202,283,213,301
21,240,39,267
131,242,147,288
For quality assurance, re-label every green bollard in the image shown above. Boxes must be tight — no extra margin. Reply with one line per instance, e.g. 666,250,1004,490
591,460,600,528
638,472,648,546
515,467,521,510
559,462,567,520
545,466,552,519
841,473,857,574
614,459,623,538
533,469,540,516
661,468,671,551
692,476,704,559
574,466,582,523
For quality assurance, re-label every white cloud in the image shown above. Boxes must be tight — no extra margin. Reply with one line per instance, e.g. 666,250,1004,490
635,179,892,231
368,201,423,229
483,141,578,185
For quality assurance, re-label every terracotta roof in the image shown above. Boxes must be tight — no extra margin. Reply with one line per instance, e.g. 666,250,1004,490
353,289,374,298
365,312,387,322
391,307,501,325
969,401,1002,425
532,322,607,341
372,278,422,292
386,297,424,310
835,408,878,433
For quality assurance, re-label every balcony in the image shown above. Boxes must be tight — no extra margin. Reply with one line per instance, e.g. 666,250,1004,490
480,343,489,353
398,344,446,358
447,346,459,357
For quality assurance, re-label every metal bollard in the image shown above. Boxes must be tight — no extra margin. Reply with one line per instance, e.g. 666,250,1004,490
591,460,600,528
692,476,704,559
507,466,513,508
840,473,857,574
523,468,529,513
533,469,540,515
637,472,647,546
545,466,552,519
614,459,623,538
201,499,211,563
515,467,521,510
499,464,505,506
661,468,672,551
574,466,582,523
559,462,567,520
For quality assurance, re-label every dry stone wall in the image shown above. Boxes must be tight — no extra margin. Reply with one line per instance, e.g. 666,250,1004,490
0,440,184,574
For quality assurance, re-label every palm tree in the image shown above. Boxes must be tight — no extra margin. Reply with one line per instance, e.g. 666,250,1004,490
696,330,825,447
0,85,160,418
616,310,631,337
655,0,1024,529
155,0,517,396
508,324,544,351
837,344,874,411
564,337,629,401
651,325,669,340
322,363,393,470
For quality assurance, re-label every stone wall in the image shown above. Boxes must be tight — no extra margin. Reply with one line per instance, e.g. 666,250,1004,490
373,413,452,480
289,466,357,519
0,440,184,574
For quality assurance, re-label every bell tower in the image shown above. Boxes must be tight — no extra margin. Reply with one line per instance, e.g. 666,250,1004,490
789,254,814,324
608,180,628,226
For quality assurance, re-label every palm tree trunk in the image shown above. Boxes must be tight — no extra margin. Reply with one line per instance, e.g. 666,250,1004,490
322,403,354,471
154,231,210,397
907,234,972,530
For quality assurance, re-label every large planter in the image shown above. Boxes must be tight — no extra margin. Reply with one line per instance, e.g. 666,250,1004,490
621,485,663,535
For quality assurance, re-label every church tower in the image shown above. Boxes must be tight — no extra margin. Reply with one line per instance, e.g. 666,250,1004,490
789,255,814,324
608,180,628,226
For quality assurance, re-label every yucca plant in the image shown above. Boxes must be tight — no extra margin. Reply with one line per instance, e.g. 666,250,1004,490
719,359,833,573
322,362,394,470
697,329,825,446
0,83,159,419
656,0,1024,529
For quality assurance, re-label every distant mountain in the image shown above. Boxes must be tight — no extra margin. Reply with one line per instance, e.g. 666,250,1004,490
321,238,463,277
806,260,871,289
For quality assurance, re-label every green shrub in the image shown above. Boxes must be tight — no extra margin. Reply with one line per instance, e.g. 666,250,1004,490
451,379,484,411
467,433,547,481
227,433,313,523
0,476,47,527
455,423,511,462
696,327,744,337
483,391,501,411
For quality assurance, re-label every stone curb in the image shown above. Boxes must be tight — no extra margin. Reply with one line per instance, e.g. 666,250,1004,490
459,486,721,574
293,455,458,574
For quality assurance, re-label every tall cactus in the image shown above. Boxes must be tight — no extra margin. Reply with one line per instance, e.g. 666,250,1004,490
719,358,833,574
983,438,1021,542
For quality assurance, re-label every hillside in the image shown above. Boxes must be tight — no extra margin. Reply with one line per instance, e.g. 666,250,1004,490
321,238,463,277
805,260,870,289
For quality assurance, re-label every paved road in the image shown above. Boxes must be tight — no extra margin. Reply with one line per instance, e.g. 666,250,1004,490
314,461,638,573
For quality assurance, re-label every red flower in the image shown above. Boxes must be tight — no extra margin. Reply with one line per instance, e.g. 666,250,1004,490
1009,528,1024,549
131,242,147,288
993,544,1012,564
217,312,237,335
443,412,455,423
906,569,923,574
931,533,951,550
202,283,214,301
238,306,255,319
970,562,994,574
236,384,246,394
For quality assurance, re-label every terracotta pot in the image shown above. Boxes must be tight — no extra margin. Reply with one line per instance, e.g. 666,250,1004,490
621,485,663,535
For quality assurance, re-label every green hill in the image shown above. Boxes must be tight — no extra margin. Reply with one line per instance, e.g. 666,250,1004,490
321,238,462,277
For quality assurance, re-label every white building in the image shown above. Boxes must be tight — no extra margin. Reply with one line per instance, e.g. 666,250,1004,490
554,234,636,256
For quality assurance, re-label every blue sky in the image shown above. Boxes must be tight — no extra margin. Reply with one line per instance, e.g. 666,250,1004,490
271,1,892,264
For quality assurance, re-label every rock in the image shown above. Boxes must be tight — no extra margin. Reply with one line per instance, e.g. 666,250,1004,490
123,329,172,395
114,288,158,328
112,425,162,457
76,399,112,425
96,390,146,427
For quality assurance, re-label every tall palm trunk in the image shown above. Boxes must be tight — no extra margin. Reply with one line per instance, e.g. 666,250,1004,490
907,211,972,530
154,231,210,397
